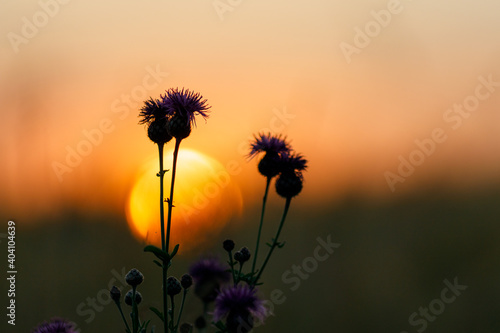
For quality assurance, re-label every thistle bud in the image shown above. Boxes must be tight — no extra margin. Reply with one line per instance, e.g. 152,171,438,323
275,172,303,198
124,290,142,306
223,239,235,252
125,268,144,287
180,323,194,333
147,118,173,144
181,274,193,289
167,276,182,296
110,286,121,303
234,247,250,264
257,152,281,178
167,115,191,140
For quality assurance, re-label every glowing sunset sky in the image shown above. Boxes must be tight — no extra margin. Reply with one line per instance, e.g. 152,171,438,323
1,0,500,222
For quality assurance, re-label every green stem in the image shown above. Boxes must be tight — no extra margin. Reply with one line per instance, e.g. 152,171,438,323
132,287,139,333
163,265,169,333
170,295,176,332
158,143,166,251
200,303,208,333
166,139,181,253
253,197,292,286
237,262,244,285
227,250,236,285
165,139,181,333
116,302,132,333
251,177,271,275
158,143,169,333
175,289,188,329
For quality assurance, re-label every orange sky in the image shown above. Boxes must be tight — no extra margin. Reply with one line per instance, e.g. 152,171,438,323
1,0,500,222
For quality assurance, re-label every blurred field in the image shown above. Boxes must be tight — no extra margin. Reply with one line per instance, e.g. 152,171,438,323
2,185,500,332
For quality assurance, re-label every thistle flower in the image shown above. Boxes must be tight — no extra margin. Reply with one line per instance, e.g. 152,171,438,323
214,285,267,333
275,152,308,198
161,88,210,140
31,318,78,333
249,133,290,178
139,97,172,144
189,257,230,303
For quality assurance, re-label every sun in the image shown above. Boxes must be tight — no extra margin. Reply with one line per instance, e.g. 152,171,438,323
126,148,243,252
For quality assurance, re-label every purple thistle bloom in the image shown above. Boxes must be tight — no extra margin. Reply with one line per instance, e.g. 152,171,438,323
161,88,210,126
31,318,78,333
214,285,267,333
248,133,290,159
138,97,168,125
279,151,308,175
189,257,231,303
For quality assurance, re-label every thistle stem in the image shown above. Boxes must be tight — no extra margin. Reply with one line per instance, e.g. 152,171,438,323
170,295,176,331
253,197,292,286
166,139,181,253
158,143,170,333
251,177,271,275
227,250,236,285
131,286,139,333
116,302,131,333
175,289,188,330
158,143,166,251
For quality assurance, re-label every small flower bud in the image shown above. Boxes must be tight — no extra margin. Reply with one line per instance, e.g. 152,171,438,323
275,172,303,198
223,239,235,252
110,286,121,302
234,247,251,264
124,290,142,306
180,323,194,333
181,274,193,289
194,316,206,329
167,276,182,296
125,268,144,287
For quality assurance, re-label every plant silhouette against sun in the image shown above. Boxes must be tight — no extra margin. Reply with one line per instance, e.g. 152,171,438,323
105,89,307,333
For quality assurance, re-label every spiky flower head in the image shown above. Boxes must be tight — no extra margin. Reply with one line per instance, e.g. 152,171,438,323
189,257,230,303
214,285,267,333
161,88,210,139
248,133,290,159
139,97,172,144
275,152,308,198
139,97,167,125
31,318,78,333
249,133,291,178
278,151,308,175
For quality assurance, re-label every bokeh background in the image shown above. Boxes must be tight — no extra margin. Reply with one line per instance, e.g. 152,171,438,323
1,0,500,332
